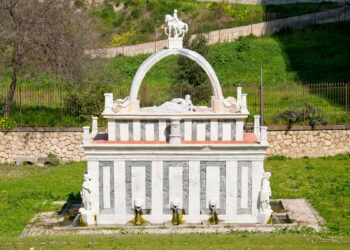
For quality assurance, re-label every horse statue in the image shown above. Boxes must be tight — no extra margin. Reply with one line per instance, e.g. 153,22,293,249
165,9,188,39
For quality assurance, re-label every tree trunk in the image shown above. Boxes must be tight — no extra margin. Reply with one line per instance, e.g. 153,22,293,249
4,63,19,117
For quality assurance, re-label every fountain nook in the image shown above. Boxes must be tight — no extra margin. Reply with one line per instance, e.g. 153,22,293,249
80,10,272,226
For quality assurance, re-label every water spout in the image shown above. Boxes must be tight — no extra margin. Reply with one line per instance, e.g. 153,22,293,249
170,198,182,225
130,199,146,226
208,200,219,225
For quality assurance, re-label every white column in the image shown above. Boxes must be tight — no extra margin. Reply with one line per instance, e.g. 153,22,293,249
108,120,116,141
226,160,237,219
240,166,249,209
206,167,220,208
83,126,91,145
104,93,113,113
103,167,111,209
91,117,98,138
152,161,163,215
169,167,183,208
237,87,242,105
196,123,206,141
188,161,200,221
241,93,248,113
145,123,155,141
260,126,268,146
131,167,146,208
235,120,244,141
159,120,166,141
169,118,181,144
254,115,260,141
133,120,141,141
115,160,126,215
120,123,129,141
252,160,264,216
222,122,232,141
210,120,218,141
184,120,192,141
88,160,99,214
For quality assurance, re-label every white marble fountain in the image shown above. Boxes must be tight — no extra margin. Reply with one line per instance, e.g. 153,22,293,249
80,10,272,226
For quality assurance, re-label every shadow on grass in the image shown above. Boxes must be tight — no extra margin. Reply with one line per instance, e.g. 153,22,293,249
272,20,350,113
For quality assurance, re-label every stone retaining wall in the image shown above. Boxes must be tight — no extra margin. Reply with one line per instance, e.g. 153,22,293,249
266,125,350,158
0,126,349,163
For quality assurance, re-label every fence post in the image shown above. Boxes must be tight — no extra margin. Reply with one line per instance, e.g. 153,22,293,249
303,85,306,125
19,86,22,126
154,30,157,52
142,83,147,107
60,86,63,127
251,15,253,34
260,67,264,126
346,83,348,123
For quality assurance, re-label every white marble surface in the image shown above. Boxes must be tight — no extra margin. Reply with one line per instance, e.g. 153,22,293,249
206,167,220,209
131,167,146,209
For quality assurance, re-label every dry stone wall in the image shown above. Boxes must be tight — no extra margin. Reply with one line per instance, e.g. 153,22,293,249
0,126,349,163
0,128,85,163
266,125,350,158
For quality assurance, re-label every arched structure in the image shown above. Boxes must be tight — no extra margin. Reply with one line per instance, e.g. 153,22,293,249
129,48,224,101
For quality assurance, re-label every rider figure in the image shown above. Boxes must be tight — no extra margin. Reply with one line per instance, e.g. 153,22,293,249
172,9,179,24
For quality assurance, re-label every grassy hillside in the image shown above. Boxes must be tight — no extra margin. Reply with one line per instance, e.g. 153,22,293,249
89,0,342,47
0,21,349,127
90,20,350,87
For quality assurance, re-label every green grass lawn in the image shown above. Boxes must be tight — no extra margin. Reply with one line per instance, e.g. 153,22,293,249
0,154,350,246
1,234,350,249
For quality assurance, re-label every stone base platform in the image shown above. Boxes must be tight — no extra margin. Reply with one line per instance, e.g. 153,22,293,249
20,199,325,237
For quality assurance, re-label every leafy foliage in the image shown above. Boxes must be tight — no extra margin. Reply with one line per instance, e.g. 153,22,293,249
274,102,329,126
65,84,112,126
0,117,15,131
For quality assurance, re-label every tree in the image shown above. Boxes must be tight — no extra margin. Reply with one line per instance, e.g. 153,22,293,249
0,0,94,116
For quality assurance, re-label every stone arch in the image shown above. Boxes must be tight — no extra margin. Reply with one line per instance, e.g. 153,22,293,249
129,48,224,101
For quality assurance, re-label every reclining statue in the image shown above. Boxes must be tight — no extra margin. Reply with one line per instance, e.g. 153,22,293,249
152,94,194,113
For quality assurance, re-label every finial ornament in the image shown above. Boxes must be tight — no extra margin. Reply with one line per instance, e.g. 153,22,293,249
165,9,188,49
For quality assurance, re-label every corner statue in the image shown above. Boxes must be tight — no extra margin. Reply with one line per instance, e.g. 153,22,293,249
258,172,273,223
80,173,92,213
165,9,188,38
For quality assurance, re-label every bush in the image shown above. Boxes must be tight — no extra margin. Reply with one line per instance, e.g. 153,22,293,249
274,102,328,126
0,117,16,131
64,84,112,126
173,34,212,104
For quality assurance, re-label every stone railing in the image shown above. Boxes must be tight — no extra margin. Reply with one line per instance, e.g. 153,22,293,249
0,125,349,163
86,7,350,58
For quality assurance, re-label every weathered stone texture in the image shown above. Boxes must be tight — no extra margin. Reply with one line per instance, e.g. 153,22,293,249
266,129,350,158
0,131,85,163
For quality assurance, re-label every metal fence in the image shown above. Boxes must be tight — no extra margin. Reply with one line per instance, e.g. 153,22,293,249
0,82,349,127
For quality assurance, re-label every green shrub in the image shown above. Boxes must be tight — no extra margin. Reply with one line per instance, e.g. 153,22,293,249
0,117,16,132
266,155,291,161
64,84,112,126
274,102,328,126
